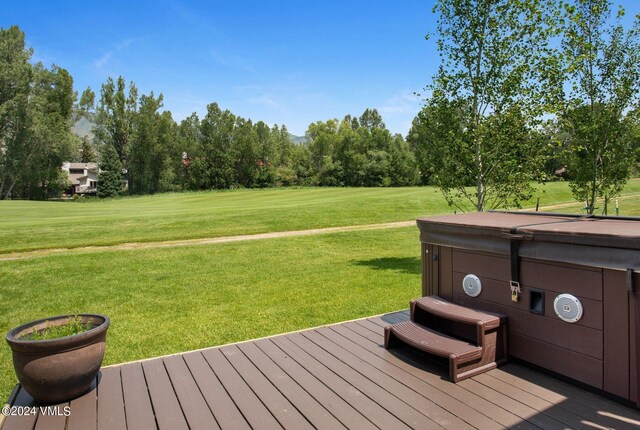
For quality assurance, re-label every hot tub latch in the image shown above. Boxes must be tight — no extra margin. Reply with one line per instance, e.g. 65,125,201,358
510,281,522,302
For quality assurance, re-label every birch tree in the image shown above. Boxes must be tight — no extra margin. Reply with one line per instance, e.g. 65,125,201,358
424,0,562,211
561,0,640,214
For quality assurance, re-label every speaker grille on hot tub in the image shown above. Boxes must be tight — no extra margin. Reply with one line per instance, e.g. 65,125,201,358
462,274,482,297
553,293,583,323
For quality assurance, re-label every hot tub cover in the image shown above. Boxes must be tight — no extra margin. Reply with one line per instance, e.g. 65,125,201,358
417,212,640,272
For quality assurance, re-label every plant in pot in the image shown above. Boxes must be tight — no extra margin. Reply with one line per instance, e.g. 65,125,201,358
6,314,109,404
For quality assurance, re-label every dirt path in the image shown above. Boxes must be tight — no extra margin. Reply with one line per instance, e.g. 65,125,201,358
0,220,416,261
4,193,638,262
522,192,640,212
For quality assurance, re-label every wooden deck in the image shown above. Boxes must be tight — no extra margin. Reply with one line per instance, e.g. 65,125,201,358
2,310,640,430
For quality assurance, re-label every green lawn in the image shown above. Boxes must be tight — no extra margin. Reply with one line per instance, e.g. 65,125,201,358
0,227,422,402
1,181,640,401
542,191,640,215
2,181,640,254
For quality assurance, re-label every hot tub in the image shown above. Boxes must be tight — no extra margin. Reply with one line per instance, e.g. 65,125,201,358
417,212,640,405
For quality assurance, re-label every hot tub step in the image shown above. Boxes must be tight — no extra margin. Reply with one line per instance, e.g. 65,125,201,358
411,296,502,329
384,321,481,358
384,295,507,382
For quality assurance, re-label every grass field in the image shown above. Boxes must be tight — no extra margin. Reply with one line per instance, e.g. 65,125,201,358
0,227,422,402
1,181,639,401
1,180,639,254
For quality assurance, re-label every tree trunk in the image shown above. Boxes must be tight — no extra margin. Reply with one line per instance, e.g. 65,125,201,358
4,176,19,200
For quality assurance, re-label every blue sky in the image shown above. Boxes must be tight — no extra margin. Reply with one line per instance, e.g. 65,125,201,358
3,1,639,137
2,0,435,136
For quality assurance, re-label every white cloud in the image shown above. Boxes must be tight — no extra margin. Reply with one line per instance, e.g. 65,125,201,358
93,52,112,69
248,95,281,108
93,38,135,70
210,51,256,74
378,91,421,116
116,39,134,50
376,90,424,136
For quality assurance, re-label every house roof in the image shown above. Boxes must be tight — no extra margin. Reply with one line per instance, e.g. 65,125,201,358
68,162,98,170
68,173,88,185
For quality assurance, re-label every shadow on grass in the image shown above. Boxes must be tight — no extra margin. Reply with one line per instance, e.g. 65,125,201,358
353,257,421,275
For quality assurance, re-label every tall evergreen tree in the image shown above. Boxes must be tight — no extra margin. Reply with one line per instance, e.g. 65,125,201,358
97,143,123,198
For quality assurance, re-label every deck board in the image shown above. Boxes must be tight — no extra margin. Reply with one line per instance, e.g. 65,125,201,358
141,358,189,430
300,329,473,430
272,334,413,430
220,344,313,429
163,354,219,430
337,321,525,430
182,351,251,430
3,310,640,430
285,331,439,430
473,372,609,430
253,337,375,429
33,400,68,430
66,377,97,430
2,387,37,430
201,348,282,430
120,362,156,430
318,325,508,430
236,341,347,430
97,367,127,430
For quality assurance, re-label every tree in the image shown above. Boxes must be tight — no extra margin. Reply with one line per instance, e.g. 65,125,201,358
406,115,430,185
271,124,301,186
334,117,365,186
560,0,640,214
80,136,96,163
425,0,561,211
252,120,274,187
0,26,33,199
196,103,237,189
75,87,95,122
176,113,201,190
275,124,294,168
78,87,95,113
307,119,339,172
94,76,138,191
291,144,312,184
388,134,419,186
233,117,259,187
97,143,123,198
75,87,97,163
0,26,76,199
129,92,176,194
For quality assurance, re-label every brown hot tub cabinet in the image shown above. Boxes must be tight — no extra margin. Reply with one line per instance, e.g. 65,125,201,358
414,211,640,405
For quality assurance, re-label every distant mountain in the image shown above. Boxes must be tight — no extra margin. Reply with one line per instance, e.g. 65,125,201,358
72,115,95,139
72,116,308,145
289,133,308,145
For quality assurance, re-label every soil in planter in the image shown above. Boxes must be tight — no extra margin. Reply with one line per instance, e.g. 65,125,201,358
21,315,95,341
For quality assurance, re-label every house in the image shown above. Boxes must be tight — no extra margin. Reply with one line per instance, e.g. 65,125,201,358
62,162,99,195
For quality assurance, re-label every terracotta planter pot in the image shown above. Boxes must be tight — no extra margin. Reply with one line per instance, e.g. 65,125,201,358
6,314,109,404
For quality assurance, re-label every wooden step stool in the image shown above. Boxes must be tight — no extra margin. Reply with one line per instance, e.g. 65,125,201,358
384,295,507,382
